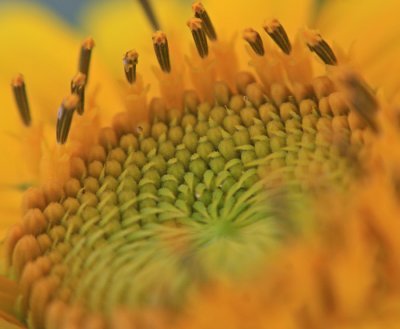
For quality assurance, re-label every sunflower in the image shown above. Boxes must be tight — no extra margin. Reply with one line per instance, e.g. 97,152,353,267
1,0,400,328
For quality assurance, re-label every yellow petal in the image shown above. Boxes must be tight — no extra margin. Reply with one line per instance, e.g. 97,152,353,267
316,0,400,90
81,0,189,92
82,0,314,93
205,0,314,36
0,3,124,236
0,3,124,125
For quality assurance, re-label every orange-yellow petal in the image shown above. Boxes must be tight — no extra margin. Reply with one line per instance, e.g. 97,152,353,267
0,3,124,124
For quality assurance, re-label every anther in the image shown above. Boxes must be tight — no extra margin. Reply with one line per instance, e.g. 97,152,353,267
11,74,31,126
152,31,171,73
192,1,217,41
304,30,337,65
243,28,265,56
123,50,139,84
338,70,379,132
187,18,208,58
56,94,80,144
138,0,160,31
70,72,86,115
79,37,95,78
263,19,291,54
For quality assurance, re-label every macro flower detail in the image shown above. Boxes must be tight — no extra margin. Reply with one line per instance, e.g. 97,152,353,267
11,75,32,127
1,1,400,329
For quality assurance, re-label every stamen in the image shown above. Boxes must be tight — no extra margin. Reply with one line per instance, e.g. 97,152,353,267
192,1,217,41
137,0,160,31
243,28,265,56
339,70,379,132
79,37,95,78
304,30,337,65
123,50,139,84
152,31,171,73
70,72,86,115
187,18,209,58
263,19,291,55
11,74,31,126
56,94,80,144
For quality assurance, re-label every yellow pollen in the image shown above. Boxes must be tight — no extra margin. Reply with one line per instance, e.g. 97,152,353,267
79,36,95,79
56,94,80,144
263,18,281,34
187,17,202,31
71,72,86,115
81,36,95,50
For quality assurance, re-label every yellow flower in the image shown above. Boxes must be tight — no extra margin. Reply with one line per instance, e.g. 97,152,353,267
1,0,400,328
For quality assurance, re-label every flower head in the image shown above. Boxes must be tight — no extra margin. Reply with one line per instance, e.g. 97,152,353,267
1,1,400,328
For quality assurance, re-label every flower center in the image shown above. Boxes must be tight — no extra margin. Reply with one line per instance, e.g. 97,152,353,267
4,2,376,328
7,70,362,328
